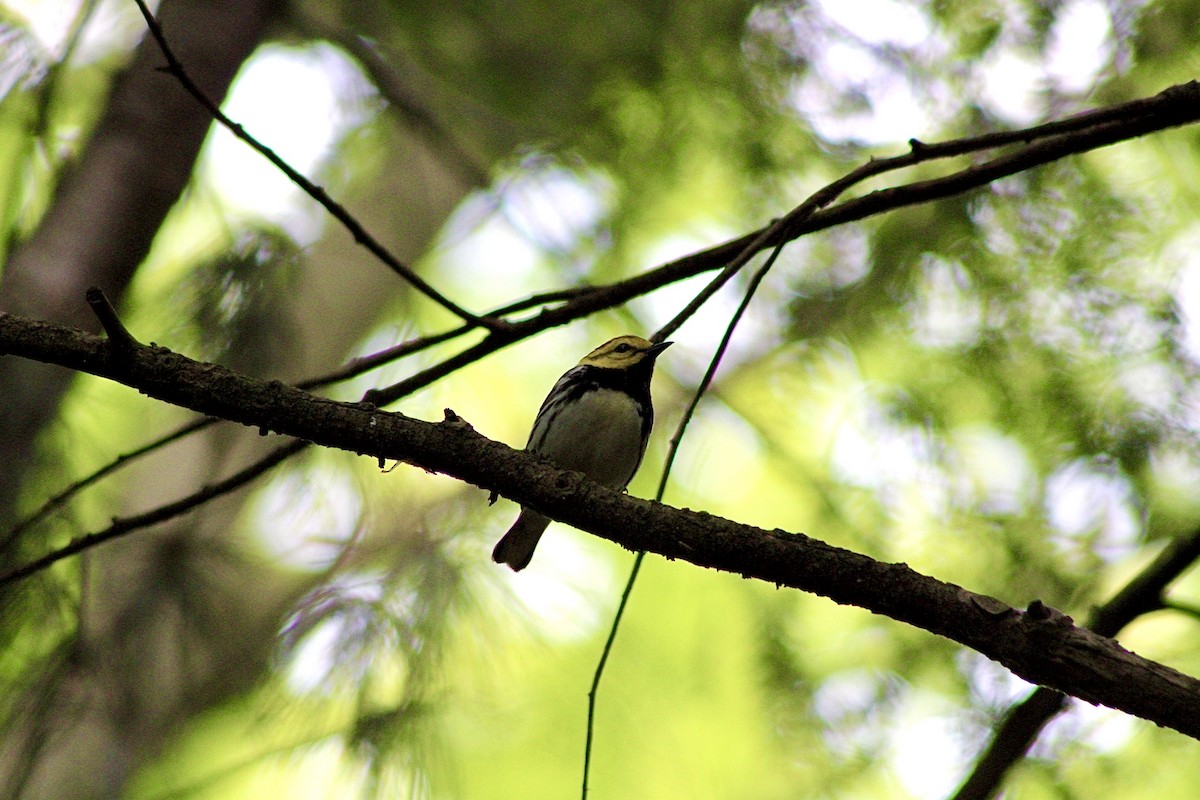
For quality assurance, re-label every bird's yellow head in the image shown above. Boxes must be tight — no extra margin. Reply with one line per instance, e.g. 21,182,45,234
578,335,672,369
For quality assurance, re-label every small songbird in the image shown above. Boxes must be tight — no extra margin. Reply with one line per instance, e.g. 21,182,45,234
492,335,672,571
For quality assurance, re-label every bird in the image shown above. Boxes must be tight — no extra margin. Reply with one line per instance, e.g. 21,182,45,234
492,335,672,571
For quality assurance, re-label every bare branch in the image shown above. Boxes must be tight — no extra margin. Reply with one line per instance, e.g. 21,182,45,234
3,314,1200,739
85,287,139,355
0,284,619,551
5,80,1199,599
584,239,788,797
951,525,1200,799
950,689,1069,800
0,416,213,554
0,437,304,586
362,82,1200,406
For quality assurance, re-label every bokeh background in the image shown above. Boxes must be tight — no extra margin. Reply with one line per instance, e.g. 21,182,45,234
2,0,1200,797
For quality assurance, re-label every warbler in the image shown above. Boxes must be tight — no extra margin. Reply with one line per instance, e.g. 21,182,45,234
492,335,672,570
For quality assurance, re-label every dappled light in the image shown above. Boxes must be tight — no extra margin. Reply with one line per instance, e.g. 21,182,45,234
2,0,1200,799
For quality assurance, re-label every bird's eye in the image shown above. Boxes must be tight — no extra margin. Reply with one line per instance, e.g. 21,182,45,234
614,343,633,353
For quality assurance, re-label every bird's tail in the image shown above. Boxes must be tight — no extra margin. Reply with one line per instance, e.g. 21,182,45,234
492,510,551,571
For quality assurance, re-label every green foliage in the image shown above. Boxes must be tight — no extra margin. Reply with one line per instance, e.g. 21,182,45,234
5,0,1200,798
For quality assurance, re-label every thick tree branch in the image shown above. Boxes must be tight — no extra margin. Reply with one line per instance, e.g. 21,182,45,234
951,524,1200,800
2,313,1200,739
0,289,583,551
19,78,1194,521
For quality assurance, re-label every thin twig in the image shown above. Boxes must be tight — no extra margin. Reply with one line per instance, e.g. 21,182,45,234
656,250,782,495
0,439,306,587
581,550,645,799
129,0,501,330
0,416,213,554
331,82,1200,406
85,286,139,354
582,242,786,797
1161,599,1200,622
304,287,588,389
574,81,1200,792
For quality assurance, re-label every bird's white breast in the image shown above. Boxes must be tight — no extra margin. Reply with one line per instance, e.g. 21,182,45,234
536,388,646,488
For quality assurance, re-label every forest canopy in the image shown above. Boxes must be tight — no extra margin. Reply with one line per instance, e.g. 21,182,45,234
2,1,1200,799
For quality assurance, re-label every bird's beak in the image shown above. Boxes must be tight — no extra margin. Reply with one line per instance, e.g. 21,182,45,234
646,340,673,359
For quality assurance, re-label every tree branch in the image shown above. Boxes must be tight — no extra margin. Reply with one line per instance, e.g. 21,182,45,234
7,80,1197,605
0,288,586,550
584,223,790,798
2,312,1200,739
951,524,1200,800
0,438,304,585
950,689,1069,800
359,80,1200,407
0,415,214,554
